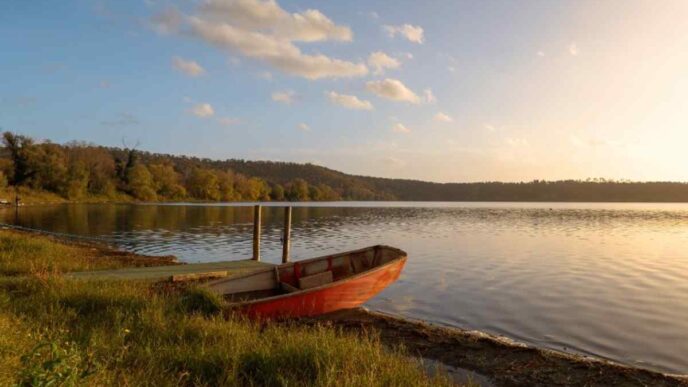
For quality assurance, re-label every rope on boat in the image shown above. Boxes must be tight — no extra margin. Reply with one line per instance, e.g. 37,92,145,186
0,223,119,246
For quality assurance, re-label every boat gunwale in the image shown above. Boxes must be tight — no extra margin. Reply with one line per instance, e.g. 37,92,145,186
213,245,407,308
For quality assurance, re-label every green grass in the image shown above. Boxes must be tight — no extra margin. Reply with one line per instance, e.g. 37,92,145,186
0,231,453,386
0,232,141,276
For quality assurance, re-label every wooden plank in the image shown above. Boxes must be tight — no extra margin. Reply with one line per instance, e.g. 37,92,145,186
67,260,273,281
171,271,228,282
298,270,333,290
205,268,277,294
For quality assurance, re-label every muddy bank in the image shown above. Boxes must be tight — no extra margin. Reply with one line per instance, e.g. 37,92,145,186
305,308,688,387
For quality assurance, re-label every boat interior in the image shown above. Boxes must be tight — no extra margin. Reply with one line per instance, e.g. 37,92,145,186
205,245,406,303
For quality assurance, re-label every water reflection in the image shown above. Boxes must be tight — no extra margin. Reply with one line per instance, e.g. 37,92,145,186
2,202,688,374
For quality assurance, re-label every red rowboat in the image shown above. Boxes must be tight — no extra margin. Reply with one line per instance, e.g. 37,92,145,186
205,245,407,319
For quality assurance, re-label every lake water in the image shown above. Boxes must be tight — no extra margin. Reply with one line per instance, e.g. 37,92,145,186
3,202,687,375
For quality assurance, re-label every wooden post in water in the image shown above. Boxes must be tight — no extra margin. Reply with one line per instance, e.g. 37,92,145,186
252,205,261,261
282,206,292,263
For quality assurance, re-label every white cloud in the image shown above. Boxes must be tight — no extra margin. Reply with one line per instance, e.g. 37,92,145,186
298,122,311,131
447,66,456,73
383,24,424,44
391,123,411,133
367,51,400,75
217,117,240,126
151,7,183,35
327,91,373,110
366,78,420,104
272,90,296,104
423,88,436,104
156,0,368,80
537,51,545,57
191,103,214,117
172,56,205,77
484,123,496,132
569,42,578,56
198,0,352,42
434,112,453,123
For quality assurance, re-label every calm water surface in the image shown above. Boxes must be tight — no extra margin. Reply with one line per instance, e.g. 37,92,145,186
3,202,687,374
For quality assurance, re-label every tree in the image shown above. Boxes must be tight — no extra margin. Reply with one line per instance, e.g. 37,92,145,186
2,132,37,185
127,164,157,201
149,163,186,199
186,168,219,200
270,183,285,201
285,178,309,201
215,170,239,201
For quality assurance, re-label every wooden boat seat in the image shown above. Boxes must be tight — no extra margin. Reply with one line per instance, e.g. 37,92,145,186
298,270,333,290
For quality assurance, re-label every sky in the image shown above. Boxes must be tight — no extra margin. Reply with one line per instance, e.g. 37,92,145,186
1,0,687,183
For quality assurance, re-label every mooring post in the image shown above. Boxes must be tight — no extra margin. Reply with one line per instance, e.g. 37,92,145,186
282,206,292,263
252,204,261,261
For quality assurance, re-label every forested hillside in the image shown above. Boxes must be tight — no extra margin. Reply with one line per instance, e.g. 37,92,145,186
2,131,688,203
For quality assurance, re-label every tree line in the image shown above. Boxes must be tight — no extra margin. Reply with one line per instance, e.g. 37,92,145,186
0,132,349,202
3,131,688,203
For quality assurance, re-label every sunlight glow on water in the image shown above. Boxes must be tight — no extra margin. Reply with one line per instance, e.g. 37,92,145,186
3,202,688,374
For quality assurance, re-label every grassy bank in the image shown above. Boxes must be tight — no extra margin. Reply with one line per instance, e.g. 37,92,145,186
0,186,134,206
0,231,451,386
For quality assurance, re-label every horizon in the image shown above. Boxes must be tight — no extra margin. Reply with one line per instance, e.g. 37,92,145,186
2,1,688,183
8,130,688,186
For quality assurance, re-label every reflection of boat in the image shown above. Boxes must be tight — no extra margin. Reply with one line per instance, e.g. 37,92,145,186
205,245,407,319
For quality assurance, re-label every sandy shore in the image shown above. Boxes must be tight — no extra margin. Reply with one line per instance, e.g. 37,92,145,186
305,308,688,387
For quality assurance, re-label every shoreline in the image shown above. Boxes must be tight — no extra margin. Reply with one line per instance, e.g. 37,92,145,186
3,229,687,385
308,308,688,386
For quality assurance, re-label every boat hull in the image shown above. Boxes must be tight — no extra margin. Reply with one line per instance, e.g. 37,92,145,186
233,256,406,319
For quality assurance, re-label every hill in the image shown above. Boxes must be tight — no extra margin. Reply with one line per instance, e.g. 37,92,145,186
2,131,688,203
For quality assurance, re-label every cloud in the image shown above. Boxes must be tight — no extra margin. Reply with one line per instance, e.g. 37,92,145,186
434,112,453,123
367,51,400,75
423,88,436,104
151,7,183,34
101,112,139,127
257,71,272,80
272,90,296,104
172,56,205,77
326,91,373,110
391,123,411,133
198,0,352,42
156,0,368,80
366,78,420,103
383,24,424,44
298,123,311,131
191,103,214,117
569,42,578,56
537,51,545,57
484,123,497,132
217,117,240,126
